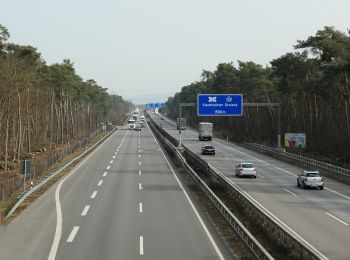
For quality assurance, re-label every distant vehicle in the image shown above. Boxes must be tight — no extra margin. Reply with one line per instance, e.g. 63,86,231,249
297,171,324,190
201,145,215,155
128,119,136,129
135,124,141,131
235,163,257,178
154,108,159,115
199,122,213,141
176,118,186,130
106,121,113,131
140,115,145,120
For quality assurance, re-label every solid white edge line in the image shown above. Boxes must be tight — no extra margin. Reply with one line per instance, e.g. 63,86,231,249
283,188,297,197
81,205,90,216
90,190,98,199
139,202,143,213
98,180,103,186
140,236,144,255
67,226,79,242
148,124,225,260
326,212,349,226
324,187,350,200
103,172,108,177
48,128,127,260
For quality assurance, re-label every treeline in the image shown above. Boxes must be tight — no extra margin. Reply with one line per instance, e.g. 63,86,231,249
0,25,132,170
165,26,350,159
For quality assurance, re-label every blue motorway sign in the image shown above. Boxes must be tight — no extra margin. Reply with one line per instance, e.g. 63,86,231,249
197,94,243,116
147,103,165,109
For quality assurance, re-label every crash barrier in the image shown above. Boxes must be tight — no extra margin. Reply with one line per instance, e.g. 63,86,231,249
148,120,273,260
147,112,326,260
242,143,350,184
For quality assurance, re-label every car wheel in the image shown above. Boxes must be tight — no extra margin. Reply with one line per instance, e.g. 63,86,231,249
213,152,215,155
302,182,306,189
320,186,324,190
253,175,257,179
297,180,300,187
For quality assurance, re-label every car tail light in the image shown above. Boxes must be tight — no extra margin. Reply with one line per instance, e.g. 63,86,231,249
239,168,243,172
253,168,256,172
304,177,307,182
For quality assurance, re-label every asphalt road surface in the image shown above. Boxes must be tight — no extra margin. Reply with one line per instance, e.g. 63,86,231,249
151,112,350,260
0,120,232,260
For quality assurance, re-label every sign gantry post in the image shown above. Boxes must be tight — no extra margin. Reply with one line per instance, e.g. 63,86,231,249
178,103,195,147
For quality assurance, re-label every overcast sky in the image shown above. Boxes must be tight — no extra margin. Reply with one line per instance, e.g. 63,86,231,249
2,0,349,104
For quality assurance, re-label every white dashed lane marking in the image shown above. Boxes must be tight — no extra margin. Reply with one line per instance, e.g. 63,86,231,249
326,212,349,226
98,180,103,186
81,205,90,216
140,236,144,255
90,191,98,199
67,226,79,242
103,172,108,177
283,188,297,197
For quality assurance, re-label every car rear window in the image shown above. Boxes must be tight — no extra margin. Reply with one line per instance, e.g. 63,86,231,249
205,146,214,149
306,173,320,177
242,163,253,168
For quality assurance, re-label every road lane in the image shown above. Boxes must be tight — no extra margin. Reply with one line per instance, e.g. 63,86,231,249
151,112,350,259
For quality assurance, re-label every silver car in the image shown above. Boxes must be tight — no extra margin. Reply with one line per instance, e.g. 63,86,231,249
235,162,257,178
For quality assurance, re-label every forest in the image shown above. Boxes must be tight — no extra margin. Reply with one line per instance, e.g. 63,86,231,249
165,26,350,162
0,24,132,172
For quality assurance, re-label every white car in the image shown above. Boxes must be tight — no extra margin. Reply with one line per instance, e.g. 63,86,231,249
297,171,324,190
235,162,257,178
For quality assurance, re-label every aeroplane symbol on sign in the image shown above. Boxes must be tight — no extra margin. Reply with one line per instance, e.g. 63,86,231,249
208,96,217,102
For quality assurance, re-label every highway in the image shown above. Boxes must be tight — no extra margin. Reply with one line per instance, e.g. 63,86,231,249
0,118,231,259
151,112,350,260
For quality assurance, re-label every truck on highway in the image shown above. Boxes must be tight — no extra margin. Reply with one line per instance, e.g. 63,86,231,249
199,122,213,141
154,108,159,115
176,118,186,130
128,119,136,129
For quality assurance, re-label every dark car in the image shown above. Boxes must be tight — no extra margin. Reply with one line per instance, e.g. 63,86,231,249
201,145,215,155
134,124,142,131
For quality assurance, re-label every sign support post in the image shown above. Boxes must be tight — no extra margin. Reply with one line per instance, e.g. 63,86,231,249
178,103,195,147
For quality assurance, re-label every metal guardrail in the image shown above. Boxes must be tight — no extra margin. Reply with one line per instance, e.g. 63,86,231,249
242,143,350,183
147,118,273,260
146,111,327,260
4,118,128,221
